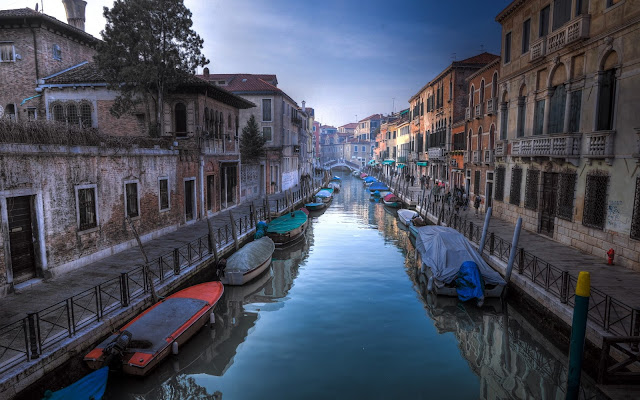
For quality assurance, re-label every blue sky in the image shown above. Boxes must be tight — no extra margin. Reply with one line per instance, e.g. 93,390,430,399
22,0,511,127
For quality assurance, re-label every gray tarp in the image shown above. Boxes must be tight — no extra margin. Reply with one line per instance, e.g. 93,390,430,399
413,225,506,286
226,237,275,274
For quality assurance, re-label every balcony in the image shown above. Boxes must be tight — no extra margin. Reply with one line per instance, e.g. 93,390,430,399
464,151,471,164
484,149,494,164
584,130,615,165
495,140,507,157
472,150,480,164
397,156,407,163
510,133,581,166
465,107,471,121
486,97,498,115
547,14,590,54
530,37,546,62
428,147,445,160
474,104,483,119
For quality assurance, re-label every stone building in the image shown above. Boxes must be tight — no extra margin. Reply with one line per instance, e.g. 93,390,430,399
198,72,307,194
494,0,640,270
410,52,499,189
354,114,382,142
462,55,502,208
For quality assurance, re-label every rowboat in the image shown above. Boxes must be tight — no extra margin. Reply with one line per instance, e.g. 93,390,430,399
328,181,341,192
42,366,108,400
304,201,325,211
84,282,224,376
221,237,275,286
383,193,402,208
397,209,418,226
266,210,308,247
413,226,506,305
315,189,333,203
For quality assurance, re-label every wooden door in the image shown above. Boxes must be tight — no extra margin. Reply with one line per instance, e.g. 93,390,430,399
540,172,558,236
8,196,37,283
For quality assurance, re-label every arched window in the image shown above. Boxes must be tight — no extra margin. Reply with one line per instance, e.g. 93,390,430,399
492,72,498,99
204,107,209,133
480,79,485,104
470,85,475,108
52,104,64,122
175,103,187,136
227,114,232,129
67,103,79,125
80,103,92,127
597,51,619,131
477,126,483,151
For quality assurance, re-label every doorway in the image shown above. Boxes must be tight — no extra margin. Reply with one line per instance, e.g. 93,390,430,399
185,179,195,221
540,172,558,236
7,196,38,283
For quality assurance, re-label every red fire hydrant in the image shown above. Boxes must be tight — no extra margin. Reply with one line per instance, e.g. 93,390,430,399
607,248,615,265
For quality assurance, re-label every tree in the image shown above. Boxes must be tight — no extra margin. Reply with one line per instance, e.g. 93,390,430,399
240,115,266,163
95,0,208,136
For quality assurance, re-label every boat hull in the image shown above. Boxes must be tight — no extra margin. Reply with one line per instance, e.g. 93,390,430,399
383,201,400,208
305,203,325,211
267,221,307,247
222,255,273,286
419,261,505,299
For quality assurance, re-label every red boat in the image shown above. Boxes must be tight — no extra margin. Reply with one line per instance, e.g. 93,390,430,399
84,281,224,376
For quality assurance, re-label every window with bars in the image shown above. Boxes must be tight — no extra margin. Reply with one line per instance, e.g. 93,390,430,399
557,172,577,221
495,166,505,201
67,103,79,125
631,177,640,240
583,174,609,229
125,182,139,218
53,104,64,122
80,103,92,127
510,166,522,206
77,187,97,231
159,178,169,211
524,169,539,210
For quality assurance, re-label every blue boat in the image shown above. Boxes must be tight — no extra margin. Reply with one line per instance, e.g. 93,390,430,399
369,182,389,192
42,366,108,400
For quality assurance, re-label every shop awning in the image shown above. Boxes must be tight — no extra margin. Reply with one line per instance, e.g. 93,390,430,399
397,163,406,168
382,160,395,165
416,161,428,166
367,159,377,165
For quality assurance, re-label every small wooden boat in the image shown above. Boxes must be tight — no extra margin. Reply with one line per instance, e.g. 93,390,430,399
328,181,341,192
221,237,275,286
397,209,418,226
42,366,108,400
84,282,224,376
316,189,333,203
305,201,325,211
383,193,402,208
266,210,308,247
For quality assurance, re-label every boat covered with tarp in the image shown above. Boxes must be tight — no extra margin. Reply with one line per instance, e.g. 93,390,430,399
316,189,333,203
328,181,341,191
369,182,389,192
363,176,377,184
383,193,401,208
42,366,108,400
359,172,368,179
84,282,224,376
413,226,505,304
397,209,418,226
266,210,308,246
221,237,275,286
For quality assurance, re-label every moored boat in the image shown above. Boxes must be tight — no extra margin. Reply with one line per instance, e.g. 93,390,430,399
221,237,275,286
305,201,326,211
397,209,418,226
84,282,224,376
42,366,108,400
413,226,506,304
316,189,333,203
328,181,341,192
383,193,402,208
266,210,308,247
369,182,389,192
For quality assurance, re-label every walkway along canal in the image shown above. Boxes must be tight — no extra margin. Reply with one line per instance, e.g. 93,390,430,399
91,173,603,399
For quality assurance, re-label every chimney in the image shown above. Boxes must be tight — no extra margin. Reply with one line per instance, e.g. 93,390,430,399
302,101,306,112
62,0,87,31
203,67,210,76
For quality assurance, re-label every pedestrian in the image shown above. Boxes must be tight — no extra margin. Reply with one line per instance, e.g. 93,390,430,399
474,195,481,216
420,175,426,189
462,192,468,211
410,175,415,186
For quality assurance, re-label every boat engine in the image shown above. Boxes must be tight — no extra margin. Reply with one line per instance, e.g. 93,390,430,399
102,330,132,365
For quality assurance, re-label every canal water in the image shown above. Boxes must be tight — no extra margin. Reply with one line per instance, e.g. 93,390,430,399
104,173,602,400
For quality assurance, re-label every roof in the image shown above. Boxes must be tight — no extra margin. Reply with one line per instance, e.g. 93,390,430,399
0,8,99,45
466,57,501,82
359,114,382,122
198,73,297,107
42,63,255,109
340,123,357,129
457,52,500,65
495,0,528,23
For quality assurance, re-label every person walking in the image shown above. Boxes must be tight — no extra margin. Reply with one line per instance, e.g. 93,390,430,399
410,175,415,186
474,195,481,216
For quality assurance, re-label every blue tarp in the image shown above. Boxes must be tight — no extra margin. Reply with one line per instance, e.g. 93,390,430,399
455,261,485,303
369,182,389,192
254,221,268,239
364,176,377,183
330,176,341,181
42,367,108,400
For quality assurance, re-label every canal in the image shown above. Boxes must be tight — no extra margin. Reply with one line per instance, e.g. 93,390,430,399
104,172,602,399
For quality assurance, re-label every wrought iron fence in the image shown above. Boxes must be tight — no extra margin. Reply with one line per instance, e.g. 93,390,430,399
0,195,303,373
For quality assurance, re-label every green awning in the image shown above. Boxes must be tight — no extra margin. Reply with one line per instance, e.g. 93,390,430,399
397,163,406,168
382,160,395,165
416,161,428,166
367,159,376,165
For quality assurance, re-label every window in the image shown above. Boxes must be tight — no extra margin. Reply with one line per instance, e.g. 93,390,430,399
500,102,508,140
533,99,545,135
354,145,358,153
76,186,97,231
262,99,272,122
517,96,526,137
362,145,366,152
27,107,37,121
522,19,531,53
504,32,512,64
228,114,232,129
568,90,582,132
474,170,481,194
539,5,550,37
80,103,92,127
52,44,61,60
67,103,79,125
557,172,576,220
0,42,15,62
607,0,621,8
263,126,272,141
4,104,16,121
495,166,506,201
553,0,572,31
510,166,523,206
597,69,616,131
52,103,64,122
548,85,566,134
125,182,139,218
159,178,169,211
174,103,187,135
583,174,608,229
524,169,539,210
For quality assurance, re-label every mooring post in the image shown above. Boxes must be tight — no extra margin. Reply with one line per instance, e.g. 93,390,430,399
206,217,219,265
229,210,239,251
566,271,590,400
505,217,523,282
478,207,492,254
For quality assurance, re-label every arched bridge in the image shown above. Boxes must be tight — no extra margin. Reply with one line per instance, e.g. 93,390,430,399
324,159,361,171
